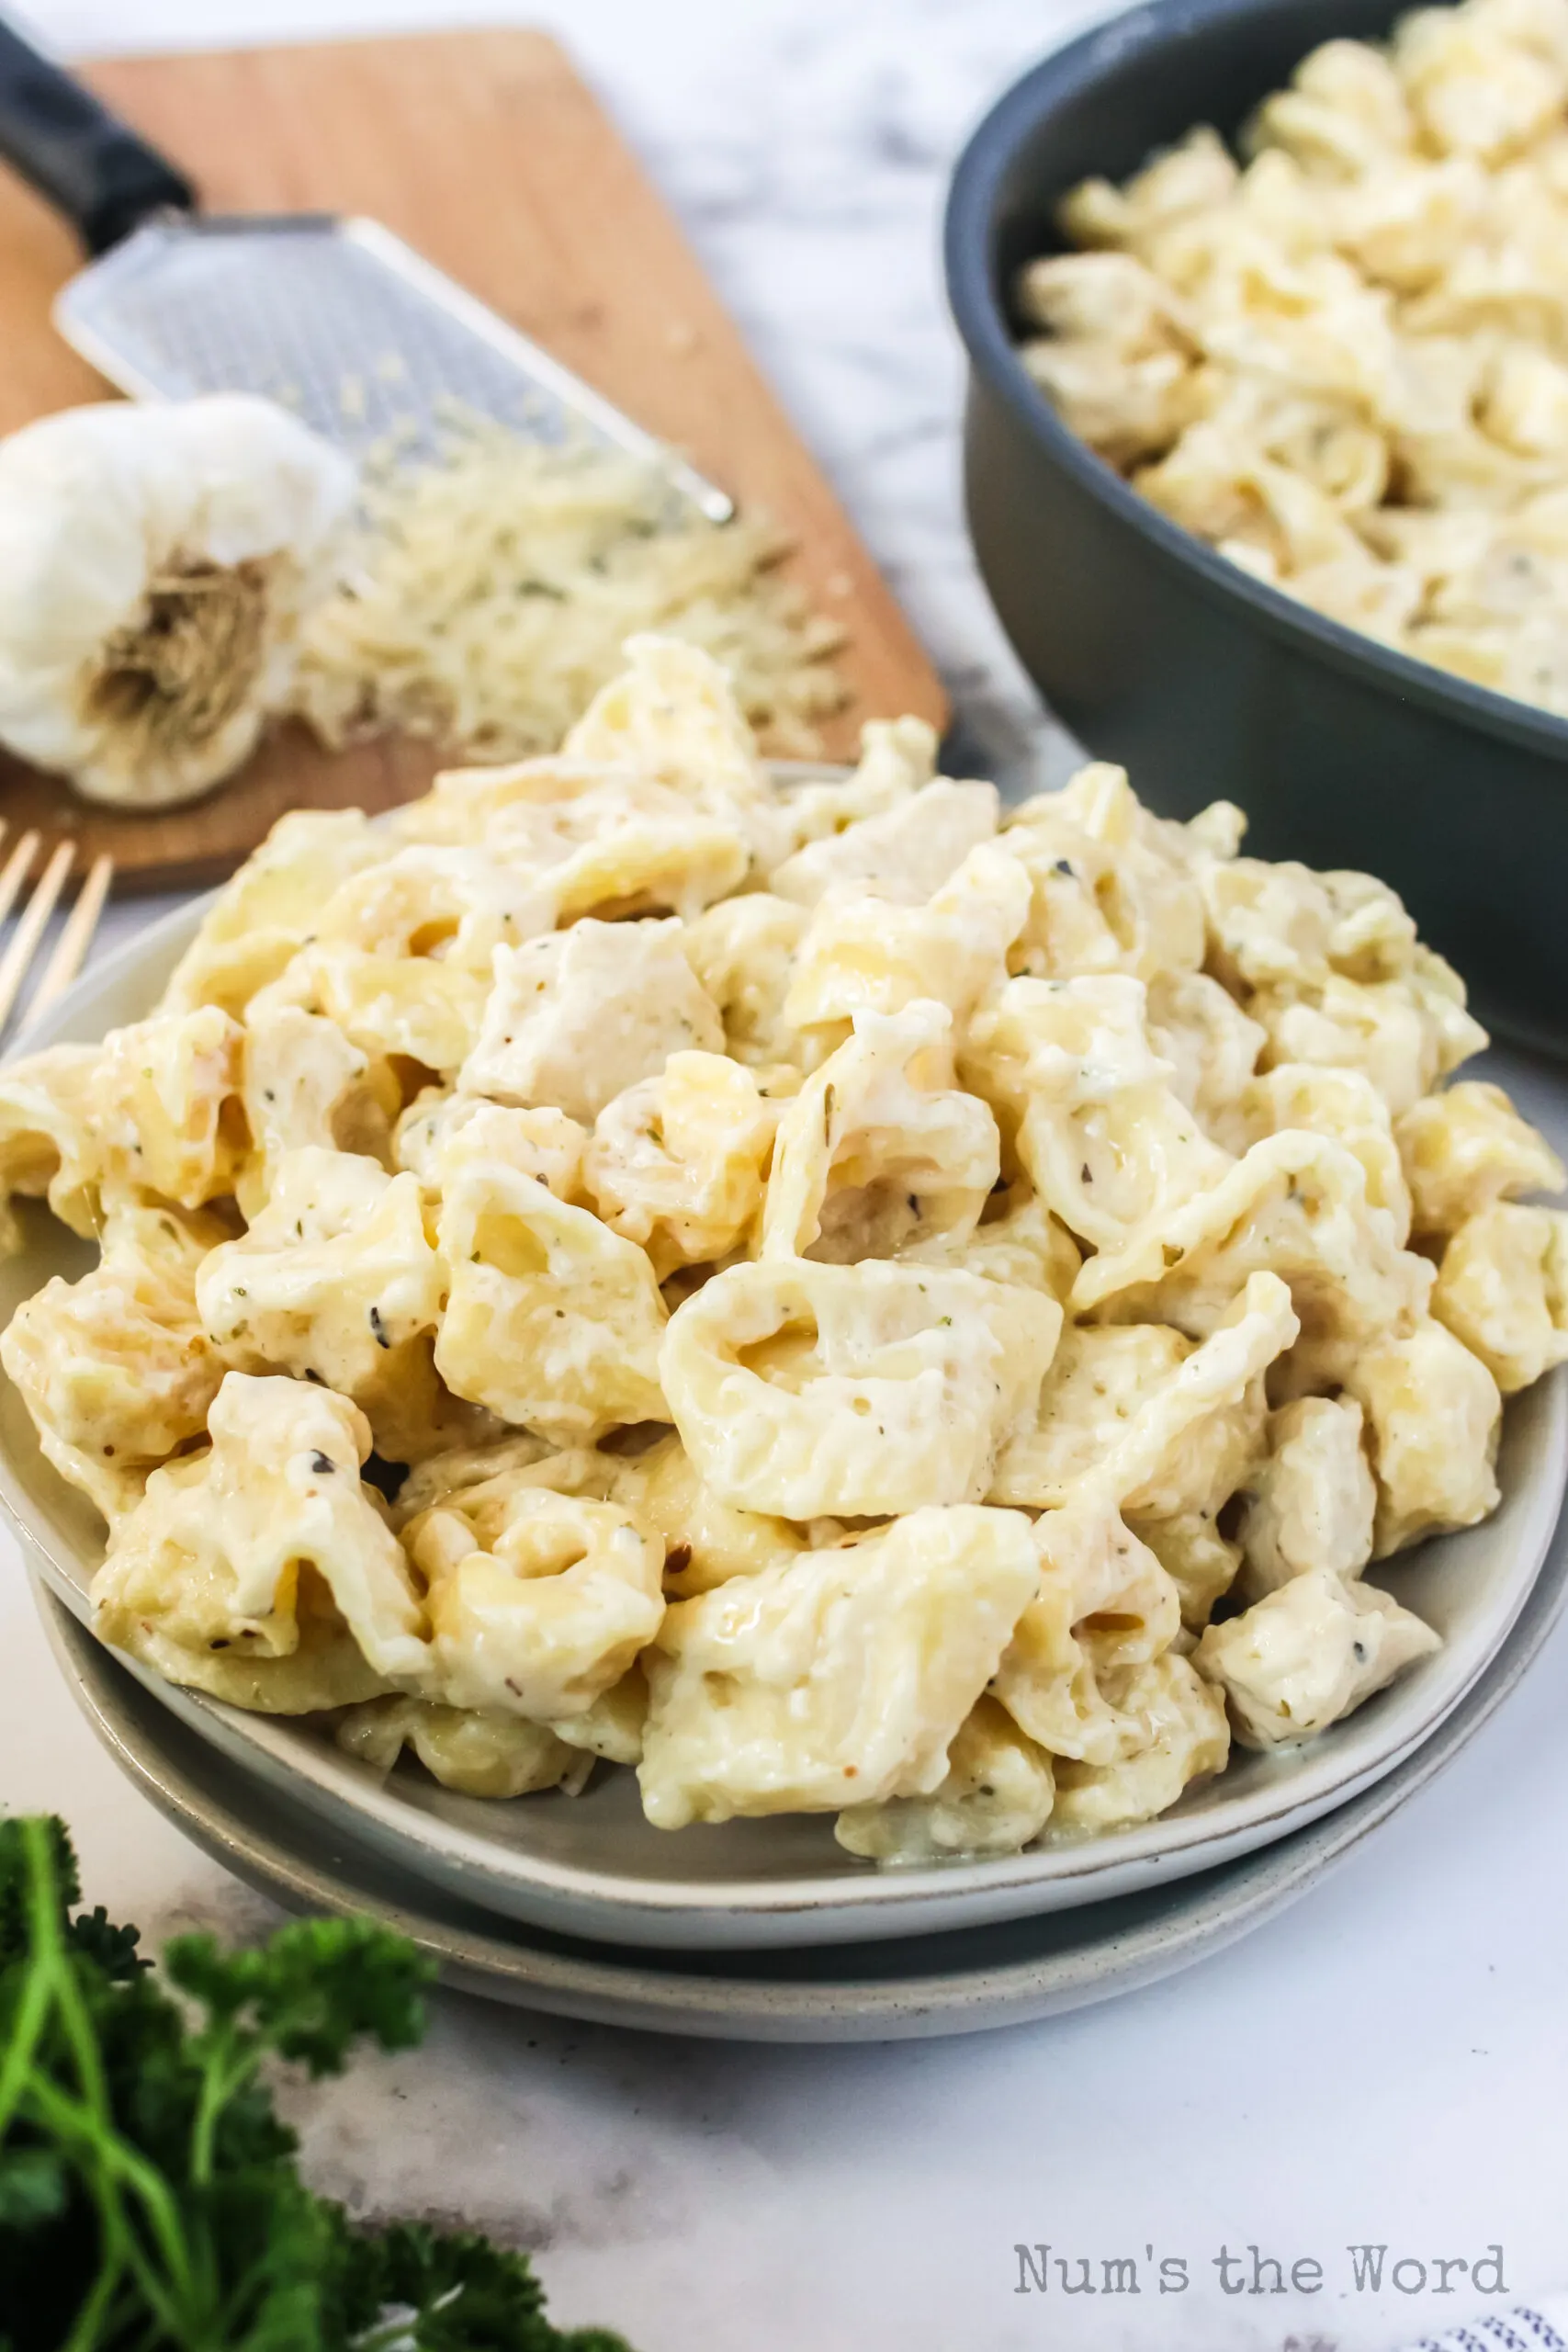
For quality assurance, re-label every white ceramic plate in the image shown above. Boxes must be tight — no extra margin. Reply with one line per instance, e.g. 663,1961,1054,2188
35,1518,1568,2040
3,879,1565,1951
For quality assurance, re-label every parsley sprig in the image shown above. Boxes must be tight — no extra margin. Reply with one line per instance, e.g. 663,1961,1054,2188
0,1816,631,2352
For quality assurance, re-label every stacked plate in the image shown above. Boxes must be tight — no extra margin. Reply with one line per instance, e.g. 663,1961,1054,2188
6,894,1568,2040
27,1544,1568,2041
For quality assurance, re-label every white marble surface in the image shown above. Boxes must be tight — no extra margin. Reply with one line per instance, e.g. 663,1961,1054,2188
5,3,1568,2348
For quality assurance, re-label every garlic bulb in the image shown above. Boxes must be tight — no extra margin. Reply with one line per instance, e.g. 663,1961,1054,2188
0,396,355,809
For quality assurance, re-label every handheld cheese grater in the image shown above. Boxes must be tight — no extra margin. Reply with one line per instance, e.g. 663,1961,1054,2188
0,15,732,516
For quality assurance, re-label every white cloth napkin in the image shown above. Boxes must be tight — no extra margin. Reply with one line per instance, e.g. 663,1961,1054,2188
1404,2302,1568,2350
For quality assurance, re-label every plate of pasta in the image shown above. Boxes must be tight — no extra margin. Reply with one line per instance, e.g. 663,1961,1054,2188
943,0,1568,1055
1014,0,1568,722
0,634,1563,1951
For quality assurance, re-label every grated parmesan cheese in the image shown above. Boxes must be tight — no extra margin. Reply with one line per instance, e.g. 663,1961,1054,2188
291,417,850,761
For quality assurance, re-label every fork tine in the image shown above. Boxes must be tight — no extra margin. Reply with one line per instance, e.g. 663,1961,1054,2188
18,853,114,1038
0,841,74,1035
0,830,39,937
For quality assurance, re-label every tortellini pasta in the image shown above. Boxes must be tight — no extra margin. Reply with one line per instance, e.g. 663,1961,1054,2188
659,1258,1060,1518
89,1374,428,1709
1001,761,1211,983
395,1091,588,1200
1396,1079,1567,1235
904,1177,1081,1297
1145,967,1266,1139
0,1044,107,1245
336,1694,592,1799
1048,1657,1232,1837
1134,1511,1244,1633
1431,1200,1568,1388
434,1114,669,1441
834,1696,1056,1863
259,941,487,1076
1344,1317,1504,1553
1,1204,231,1524
393,752,751,920
5,637,1560,1866
238,1002,391,1218
459,916,723,1125
783,840,1030,1032
638,1506,1040,1827
1236,1396,1379,1594
197,1148,445,1407
584,1049,775,1276
1195,1567,1441,1747
610,1431,807,1597
315,843,558,970
760,1001,999,1263
991,1271,1296,1513
404,1484,664,1725
1234,1063,1413,1233
962,972,1231,1255
1247,956,1487,1119
1017,0,1568,723
1074,1131,1434,1394
162,808,385,1020
769,716,937,861
94,1006,249,1210
769,778,998,908
561,632,784,863
989,1504,1187,1768
681,893,809,1074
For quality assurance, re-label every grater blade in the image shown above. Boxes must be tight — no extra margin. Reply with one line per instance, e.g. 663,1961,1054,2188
51,211,733,522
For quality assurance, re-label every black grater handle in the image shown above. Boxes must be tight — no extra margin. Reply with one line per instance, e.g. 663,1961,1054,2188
0,16,193,254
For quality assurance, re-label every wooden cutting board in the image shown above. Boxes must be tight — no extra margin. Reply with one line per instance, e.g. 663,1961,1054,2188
0,29,947,894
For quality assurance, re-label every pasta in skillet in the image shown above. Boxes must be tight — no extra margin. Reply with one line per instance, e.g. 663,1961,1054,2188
3,631,1562,1863
1017,0,1568,720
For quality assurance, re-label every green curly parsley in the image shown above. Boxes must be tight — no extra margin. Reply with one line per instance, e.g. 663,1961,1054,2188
0,1816,631,2352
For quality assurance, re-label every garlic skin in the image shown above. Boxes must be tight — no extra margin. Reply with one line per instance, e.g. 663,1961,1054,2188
0,396,355,809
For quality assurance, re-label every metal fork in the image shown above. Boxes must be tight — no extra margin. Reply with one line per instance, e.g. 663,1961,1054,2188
0,828,115,1048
